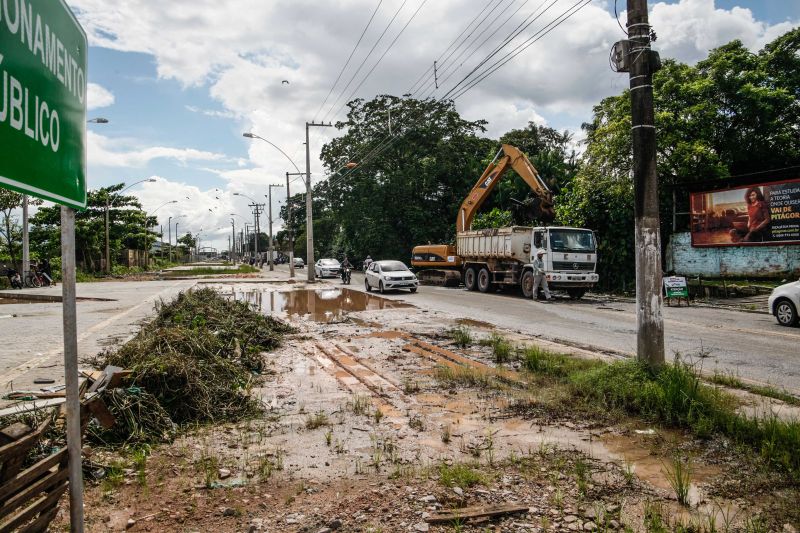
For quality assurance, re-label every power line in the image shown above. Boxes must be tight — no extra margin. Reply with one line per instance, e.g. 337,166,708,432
326,0,592,187
413,0,510,98
405,0,502,96
447,0,592,101
327,0,430,126
319,0,411,125
311,0,384,124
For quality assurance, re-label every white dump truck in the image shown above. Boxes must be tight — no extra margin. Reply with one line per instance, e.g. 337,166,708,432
457,225,599,299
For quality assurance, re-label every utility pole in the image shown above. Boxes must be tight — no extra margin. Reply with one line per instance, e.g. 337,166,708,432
104,197,110,274
628,0,664,367
305,121,333,282
22,195,29,278
249,203,264,265
267,184,284,271
168,216,173,263
231,219,237,264
287,172,302,278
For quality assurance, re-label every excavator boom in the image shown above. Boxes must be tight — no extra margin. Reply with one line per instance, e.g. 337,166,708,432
456,144,555,233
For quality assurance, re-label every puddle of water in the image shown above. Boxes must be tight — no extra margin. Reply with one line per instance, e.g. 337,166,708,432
234,288,412,323
456,318,496,329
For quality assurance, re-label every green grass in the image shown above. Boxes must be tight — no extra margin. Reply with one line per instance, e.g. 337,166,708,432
479,332,514,364
709,371,800,406
305,411,329,430
161,265,258,277
662,454,692,506
434,365,497,389
438,462,487,489
449,326,473,348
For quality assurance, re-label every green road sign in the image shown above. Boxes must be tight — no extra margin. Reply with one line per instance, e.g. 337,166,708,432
0,0,87,208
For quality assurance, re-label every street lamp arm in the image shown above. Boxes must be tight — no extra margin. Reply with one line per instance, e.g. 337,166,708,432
243,133,302,173
109,178,157,208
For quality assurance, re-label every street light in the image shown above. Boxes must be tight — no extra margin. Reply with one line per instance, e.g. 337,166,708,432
243,132,312,279
87,117,109,124
266,184,284,271
169,214,187,262
105,178,156,273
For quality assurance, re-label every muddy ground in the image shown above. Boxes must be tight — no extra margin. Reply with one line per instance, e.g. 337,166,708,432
53,281,799,532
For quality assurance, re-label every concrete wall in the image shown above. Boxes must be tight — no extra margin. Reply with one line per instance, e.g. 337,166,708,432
667,232,800,277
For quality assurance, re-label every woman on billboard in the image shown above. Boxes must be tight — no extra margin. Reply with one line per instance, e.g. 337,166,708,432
730,187,771,242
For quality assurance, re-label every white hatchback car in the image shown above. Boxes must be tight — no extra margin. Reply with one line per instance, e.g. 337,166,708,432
365,260,418,294
315,258,341,278
768,279,800,327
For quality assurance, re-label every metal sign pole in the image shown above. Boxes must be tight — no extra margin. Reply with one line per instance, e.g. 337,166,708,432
61,206,85,532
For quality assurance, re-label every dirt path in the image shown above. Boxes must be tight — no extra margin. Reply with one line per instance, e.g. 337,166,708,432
60,281,798,532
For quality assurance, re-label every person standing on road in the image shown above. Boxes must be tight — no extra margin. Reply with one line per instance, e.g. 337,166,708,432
363,255,372,271
532,249,552,302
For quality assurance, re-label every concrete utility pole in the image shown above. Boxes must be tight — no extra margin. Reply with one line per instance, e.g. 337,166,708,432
267,184,284,271
628,0,664,367
286,172,303,278
305,121,333,282
230,219,237,264
168,216,173,262
249,203,264,264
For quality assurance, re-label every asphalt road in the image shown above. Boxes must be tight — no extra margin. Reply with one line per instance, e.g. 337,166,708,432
335,269,800,395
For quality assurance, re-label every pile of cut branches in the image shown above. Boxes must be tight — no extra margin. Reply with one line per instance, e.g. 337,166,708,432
92,288,293,443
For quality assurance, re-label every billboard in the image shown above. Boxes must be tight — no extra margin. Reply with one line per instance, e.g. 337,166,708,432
690,179,800,247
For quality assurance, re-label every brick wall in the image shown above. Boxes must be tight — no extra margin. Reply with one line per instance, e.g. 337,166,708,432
666,232,800,277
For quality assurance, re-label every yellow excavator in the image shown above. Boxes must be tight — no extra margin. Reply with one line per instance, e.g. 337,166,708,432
411,144,556,286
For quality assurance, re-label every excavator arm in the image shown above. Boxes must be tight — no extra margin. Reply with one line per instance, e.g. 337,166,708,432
456,144,555,233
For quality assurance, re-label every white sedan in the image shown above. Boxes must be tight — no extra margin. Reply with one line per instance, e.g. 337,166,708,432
315,258,341,278
364,260,418,294
768,279,800,327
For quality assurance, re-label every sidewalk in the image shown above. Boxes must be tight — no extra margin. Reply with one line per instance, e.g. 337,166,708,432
0,279,196,403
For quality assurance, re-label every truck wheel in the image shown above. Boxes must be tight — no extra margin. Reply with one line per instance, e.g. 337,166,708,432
567,288,586,300
521,271,534,298
464,267,477,291
477,268,493,293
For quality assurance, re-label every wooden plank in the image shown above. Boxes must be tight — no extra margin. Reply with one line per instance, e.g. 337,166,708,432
0,448,68,501
0,417,52,465
0,399,66,419
0,467,68,518
426,504,529,524
0,423,33,445
87,398,115,429
19,505,58,533
0,480,67,532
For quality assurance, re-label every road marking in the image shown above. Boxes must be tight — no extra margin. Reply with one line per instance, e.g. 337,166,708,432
0,281,192,389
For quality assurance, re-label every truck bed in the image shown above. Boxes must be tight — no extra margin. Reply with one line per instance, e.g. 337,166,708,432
456,226,532,262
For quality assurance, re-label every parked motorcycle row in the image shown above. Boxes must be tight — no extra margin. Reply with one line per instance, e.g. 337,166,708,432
3,261,55,289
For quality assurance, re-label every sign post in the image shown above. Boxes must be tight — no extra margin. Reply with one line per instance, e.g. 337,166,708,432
1,1,88,531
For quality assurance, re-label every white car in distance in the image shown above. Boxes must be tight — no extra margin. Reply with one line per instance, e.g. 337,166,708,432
315,258,341,278
768,278,800,327
364,260,418,294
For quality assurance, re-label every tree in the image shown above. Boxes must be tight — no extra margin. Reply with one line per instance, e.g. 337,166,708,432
31,184,157,271
0,191,42,268
558,28,800,289
177,233,196,252
315,94,495,260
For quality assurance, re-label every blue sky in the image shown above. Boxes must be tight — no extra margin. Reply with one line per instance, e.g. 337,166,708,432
67,0,798,250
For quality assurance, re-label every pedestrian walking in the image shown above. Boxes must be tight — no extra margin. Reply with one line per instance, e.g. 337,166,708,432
532,249,552,302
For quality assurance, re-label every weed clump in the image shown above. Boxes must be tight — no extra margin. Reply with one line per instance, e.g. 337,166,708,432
438,462,487,489
93,288,294,441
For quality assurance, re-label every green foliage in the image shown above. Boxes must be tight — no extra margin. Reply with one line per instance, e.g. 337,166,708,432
30,183,158,272
471,208,513,230
449,326,473,348
558,29,800,290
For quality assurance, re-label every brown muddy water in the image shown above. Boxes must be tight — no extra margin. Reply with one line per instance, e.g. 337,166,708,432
230,287,411,323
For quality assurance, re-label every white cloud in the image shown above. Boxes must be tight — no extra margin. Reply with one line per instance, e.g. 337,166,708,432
126,176,287,251
88,131,228,168
87,82,115,110
72,0,798,189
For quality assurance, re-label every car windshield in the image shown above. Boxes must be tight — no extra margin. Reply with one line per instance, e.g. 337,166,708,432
320,259,339,265
549,229,596,253
379,261,409,272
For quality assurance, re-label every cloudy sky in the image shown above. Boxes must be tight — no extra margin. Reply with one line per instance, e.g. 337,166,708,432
69,0,798,252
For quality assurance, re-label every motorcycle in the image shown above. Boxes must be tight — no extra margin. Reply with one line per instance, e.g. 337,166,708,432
3,266,22,289
341,267,352,285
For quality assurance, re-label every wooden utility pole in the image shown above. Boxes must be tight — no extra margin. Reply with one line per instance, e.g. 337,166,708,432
628,0,664,367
